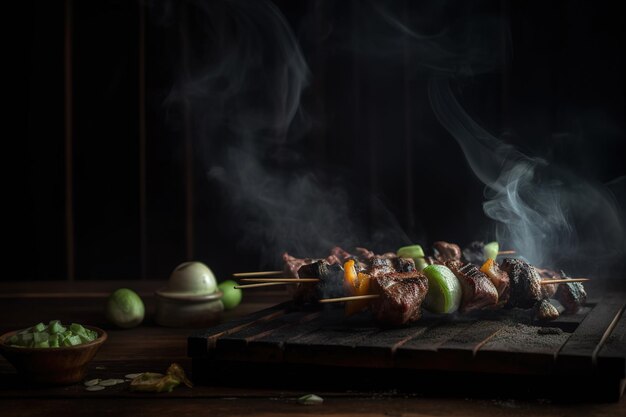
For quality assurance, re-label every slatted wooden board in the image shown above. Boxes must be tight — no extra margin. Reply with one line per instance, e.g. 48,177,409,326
189,294,626,401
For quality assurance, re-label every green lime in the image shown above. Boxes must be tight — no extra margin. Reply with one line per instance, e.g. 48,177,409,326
218,280,242,310
105,288,145,328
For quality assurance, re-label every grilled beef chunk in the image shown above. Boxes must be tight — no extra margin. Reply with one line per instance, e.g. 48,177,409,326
446,261,499,312
355,247,375,259
370,273,429,326
283,253,316,278
363,255,415,276
534,299,560,321
292,260,345,304
328,246,353,264
368,257,396,277
462,241,485,264
393,257,416,273
433,241,462,262
480,260,510,306
500,259,543,309
555,282,587,313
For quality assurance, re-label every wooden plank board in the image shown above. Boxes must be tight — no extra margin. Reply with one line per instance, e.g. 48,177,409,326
434,320,507,372
597,306,626,379
187,302,291,356
283,322,380,367
347,318,438,368
394,318,475,369
556,295,626,375
475,323,570,375
191,294,626,400
214,310,320,362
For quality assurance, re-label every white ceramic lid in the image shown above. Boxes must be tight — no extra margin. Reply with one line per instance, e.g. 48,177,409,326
157,261,218,298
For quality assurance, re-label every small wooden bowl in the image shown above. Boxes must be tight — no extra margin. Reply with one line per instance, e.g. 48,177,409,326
0,326,107,385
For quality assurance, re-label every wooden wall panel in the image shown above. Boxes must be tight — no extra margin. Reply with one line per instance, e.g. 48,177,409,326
14,0,626,282
72,0,140,279
24,0,67,280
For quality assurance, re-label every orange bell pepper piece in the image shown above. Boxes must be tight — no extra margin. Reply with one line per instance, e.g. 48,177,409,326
344,259,358,295
480,258,495,274
344,258,372,316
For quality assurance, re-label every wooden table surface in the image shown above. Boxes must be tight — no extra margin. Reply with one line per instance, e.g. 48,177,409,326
1,281,624,417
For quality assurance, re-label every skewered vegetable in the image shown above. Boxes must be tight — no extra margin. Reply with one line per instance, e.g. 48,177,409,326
343,260,372,316
422,264,462,314
397,244,428,270
480,258,510,306
463,241,501,264
483,241,499,261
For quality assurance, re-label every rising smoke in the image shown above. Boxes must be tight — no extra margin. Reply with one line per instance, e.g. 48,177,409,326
428,79,625,272
164,0,410,264
163,0,625,276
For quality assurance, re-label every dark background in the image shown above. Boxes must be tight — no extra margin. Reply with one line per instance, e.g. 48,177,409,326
19,0,624,282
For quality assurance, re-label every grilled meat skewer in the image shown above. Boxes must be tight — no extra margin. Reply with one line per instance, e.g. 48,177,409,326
282,247,586,326
284,247,417,305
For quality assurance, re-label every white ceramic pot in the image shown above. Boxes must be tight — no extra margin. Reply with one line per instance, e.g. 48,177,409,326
155,261,223,327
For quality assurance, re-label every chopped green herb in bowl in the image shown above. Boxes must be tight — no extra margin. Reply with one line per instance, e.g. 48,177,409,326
0,321,107,385
8,321,99,348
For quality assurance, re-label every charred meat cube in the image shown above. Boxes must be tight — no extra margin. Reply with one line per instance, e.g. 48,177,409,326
500,258,543,309
446,262,499,313
555,282,587,314
318,262,345,299
462,241,485,264
370,274,429,326
534,299,560,321
433,241,462,263
292,260,345,304
367,256,396,277
393,257,416,273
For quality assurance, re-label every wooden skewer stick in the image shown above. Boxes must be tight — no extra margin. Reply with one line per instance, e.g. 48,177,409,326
539,278,589,285
234,282,291,289
233,270,284,277
497,250,516,255
240,278,319,283
318,294,380,304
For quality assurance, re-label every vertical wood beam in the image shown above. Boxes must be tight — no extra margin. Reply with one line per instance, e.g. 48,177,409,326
180,5,194,260
403,1,415,232
139,0,147,278
64,0,75,281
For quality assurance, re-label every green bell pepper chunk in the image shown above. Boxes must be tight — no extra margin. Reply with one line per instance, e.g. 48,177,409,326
397,244,428,271
483,241,499,260
423,264,462,314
